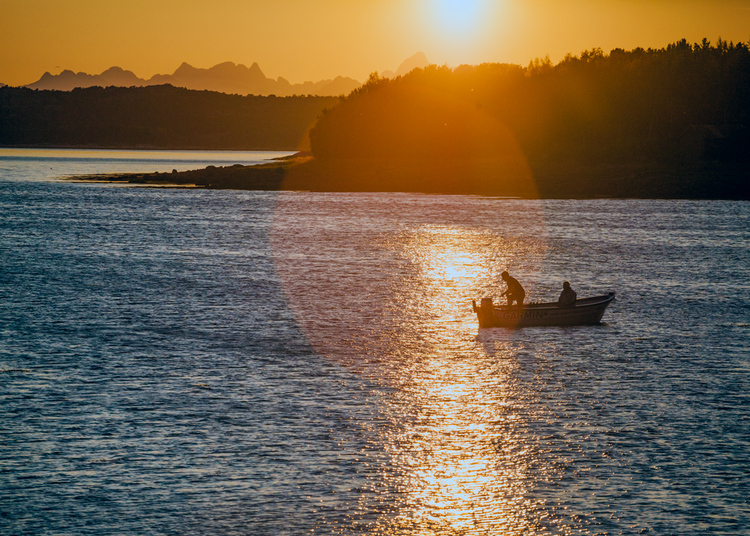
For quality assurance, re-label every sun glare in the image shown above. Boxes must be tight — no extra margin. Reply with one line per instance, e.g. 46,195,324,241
432,0,488,36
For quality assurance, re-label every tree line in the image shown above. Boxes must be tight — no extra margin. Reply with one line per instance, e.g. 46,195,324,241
0,84,339,150
311,39,750,161
308,39,749,198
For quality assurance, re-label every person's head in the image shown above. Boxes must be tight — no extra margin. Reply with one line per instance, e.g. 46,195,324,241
501,271,509,281
563,281,571,289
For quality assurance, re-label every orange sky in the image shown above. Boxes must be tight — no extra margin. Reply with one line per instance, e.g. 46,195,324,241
2,0,749,87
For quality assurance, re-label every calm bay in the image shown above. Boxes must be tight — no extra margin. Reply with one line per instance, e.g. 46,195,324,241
1,149,748,535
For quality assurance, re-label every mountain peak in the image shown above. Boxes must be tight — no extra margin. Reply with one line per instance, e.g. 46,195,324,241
396,52,431,77
211,61,238,72
173,62,198,76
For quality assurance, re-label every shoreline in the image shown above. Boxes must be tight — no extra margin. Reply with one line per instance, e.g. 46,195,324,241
64,155,750,200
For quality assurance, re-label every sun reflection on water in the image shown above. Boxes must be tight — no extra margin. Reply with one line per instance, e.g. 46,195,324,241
272,196,551,533
373,226,547,534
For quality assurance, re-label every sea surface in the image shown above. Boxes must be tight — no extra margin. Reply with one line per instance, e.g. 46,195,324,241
1,149,749,535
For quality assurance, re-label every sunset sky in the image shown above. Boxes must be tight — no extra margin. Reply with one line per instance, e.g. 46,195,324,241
2,0,749,87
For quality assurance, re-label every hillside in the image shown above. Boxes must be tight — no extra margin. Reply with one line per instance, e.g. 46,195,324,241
307,39,750,198
0,85,340,150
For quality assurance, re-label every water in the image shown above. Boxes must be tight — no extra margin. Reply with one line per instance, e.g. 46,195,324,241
1,150,749,535
0,148,296,181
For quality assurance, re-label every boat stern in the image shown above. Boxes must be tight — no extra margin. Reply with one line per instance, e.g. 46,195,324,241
473,297,496,328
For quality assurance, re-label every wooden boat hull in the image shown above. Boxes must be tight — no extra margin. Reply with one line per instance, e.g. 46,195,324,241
473,293,615,328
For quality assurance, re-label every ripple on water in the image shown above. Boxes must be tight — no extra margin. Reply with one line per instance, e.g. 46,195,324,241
1,179,749,534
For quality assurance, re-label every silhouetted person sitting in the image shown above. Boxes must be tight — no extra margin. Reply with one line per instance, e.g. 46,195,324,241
558,281,577,307
500,271,525,307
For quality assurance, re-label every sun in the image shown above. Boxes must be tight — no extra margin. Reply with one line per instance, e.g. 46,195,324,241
432,0,487,36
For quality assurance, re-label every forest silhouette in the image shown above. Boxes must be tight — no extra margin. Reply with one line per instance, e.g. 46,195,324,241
304,39,749,198
0,85,338,150
3,39,749,198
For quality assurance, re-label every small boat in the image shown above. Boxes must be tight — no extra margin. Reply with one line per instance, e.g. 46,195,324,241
472,292,615,328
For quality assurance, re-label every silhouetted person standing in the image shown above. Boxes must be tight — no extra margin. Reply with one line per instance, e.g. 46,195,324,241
558,281,577,307
500,271,525,307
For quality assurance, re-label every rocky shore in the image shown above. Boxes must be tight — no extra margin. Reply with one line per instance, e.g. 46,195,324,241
70,154,307,190
68,153,748,200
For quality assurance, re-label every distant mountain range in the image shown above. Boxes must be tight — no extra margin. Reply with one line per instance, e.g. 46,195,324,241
21,53,431,96
25,62,360,97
